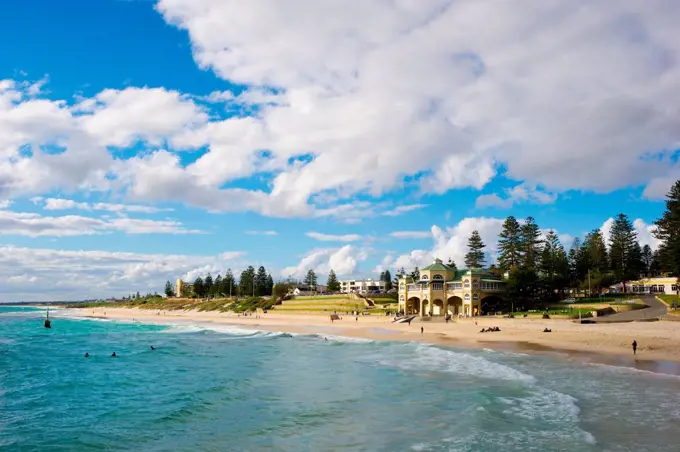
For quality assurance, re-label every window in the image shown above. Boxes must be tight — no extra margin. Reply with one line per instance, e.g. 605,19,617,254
481,282,487,290
433,274,444,280
421,275,429,280
473,294,479,301
464,293,470,301
672,285,678,292
472,280,479,289
432,283,444,290
464,279,470,288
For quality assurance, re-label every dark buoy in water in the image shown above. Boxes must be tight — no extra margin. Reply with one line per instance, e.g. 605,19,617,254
44,309,51,328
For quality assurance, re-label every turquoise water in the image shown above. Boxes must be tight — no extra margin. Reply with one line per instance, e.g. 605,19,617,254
1,306,680,451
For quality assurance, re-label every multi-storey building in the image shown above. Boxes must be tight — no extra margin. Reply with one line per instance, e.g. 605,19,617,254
398,258,506,317
338,279,386,294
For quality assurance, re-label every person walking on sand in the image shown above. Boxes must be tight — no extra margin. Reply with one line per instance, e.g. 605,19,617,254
421,326,424,335
632,340,637,355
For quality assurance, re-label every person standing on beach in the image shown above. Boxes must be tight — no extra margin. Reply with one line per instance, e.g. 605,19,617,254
632,340,637,355
420,326,424,335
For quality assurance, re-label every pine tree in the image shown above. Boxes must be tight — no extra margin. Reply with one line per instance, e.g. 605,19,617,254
447,258,458,271
266,274,274,295
213,275,223,296
239,266,256,297
540,230,569,298
223,269,235,297
410,266,420,280
164,280,175,298
304,269,317,289
327,269,340,292
654,180,680,282
383,269,393,291
520,216,542,269
193,277,204,298
498,216,523,271
464,230,486,268
641,244,653,276
583,229,609,273
204,274,214,297
254,266,268,296
609,213,642,291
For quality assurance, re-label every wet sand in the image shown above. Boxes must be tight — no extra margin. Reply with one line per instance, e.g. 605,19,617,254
69,307,680,377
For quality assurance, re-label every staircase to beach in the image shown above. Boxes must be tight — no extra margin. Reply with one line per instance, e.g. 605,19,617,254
350,292,376,307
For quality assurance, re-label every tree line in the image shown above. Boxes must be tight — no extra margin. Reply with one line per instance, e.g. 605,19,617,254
397,179,680,306
166,267,349,298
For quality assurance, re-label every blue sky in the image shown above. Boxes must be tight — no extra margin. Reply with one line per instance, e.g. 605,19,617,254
0,0,679,301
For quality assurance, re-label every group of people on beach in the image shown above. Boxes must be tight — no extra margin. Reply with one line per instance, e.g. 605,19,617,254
479,326,501,333
84,346,155,358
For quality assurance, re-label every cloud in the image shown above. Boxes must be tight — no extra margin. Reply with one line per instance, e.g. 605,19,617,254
389,231,432,239
2,1,679,218
599,217,661,250
153,0,680,214
281,245,368,278
476,183,557,209
642,170,680,200
306,232,363,242
393,218,506,270
245,230,278,236
0,245,245,302
0,209,202,236
32,197,171,214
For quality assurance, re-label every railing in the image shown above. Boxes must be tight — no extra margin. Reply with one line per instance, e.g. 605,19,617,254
432,283,444,290
407,284,418,291
446,283,462,290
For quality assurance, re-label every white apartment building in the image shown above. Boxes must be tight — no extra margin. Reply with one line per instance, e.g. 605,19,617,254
339,279,386,294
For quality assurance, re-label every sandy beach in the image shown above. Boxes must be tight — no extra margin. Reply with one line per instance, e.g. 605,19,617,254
70,307,680,375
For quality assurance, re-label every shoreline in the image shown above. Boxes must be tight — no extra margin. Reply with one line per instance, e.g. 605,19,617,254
61,307,680,377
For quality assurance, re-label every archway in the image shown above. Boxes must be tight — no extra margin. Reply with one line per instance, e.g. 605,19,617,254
422,299,430,316
480,295,507,315
432,299,444,316
406,297,420,315
447,296,463,316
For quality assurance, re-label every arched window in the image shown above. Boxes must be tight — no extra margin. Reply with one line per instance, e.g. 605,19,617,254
433,274,444,280
464,293,470,301
472,280,479,289
463,279,470,288
421,275,429,280
473,293,479,301
481,282,487,290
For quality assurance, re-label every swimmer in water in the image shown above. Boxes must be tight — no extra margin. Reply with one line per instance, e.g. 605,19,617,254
111,352,117,357
150,345,155,350
84,353,89,358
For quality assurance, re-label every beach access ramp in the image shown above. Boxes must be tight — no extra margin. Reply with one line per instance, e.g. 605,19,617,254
392,315,416,324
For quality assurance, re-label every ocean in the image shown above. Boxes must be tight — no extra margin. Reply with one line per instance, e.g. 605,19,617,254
1,306,679,451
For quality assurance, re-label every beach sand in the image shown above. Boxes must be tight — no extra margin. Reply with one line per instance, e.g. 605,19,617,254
72,307,680,375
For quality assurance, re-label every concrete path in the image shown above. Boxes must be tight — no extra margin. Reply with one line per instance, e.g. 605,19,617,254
589,296,668,323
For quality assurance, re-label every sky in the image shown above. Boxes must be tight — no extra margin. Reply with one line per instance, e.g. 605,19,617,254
0,0,679,301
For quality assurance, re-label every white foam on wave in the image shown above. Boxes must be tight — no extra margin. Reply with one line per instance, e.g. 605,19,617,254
376,343,537,384
321,334,374,344
161,322,298,340
498,389,580,422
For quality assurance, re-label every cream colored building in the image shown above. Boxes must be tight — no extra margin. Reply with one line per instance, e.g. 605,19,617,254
629,276,678,294
339,279,386,294
398,259,506,317
175,279,193,298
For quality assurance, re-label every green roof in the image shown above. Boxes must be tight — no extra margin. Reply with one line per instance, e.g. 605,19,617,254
421,262,453,271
